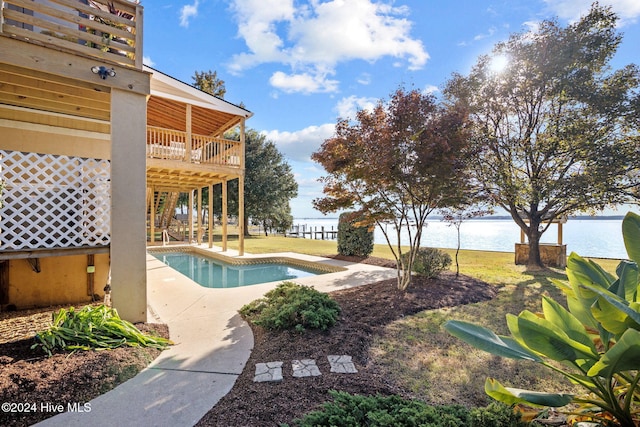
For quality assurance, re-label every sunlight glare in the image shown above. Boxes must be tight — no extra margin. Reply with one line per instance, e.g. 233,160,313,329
489,54,509,73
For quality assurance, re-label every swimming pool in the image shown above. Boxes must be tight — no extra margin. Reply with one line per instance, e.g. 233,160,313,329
151,250,333,288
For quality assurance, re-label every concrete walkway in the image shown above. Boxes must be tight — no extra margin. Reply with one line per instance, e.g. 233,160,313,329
36,246,396,427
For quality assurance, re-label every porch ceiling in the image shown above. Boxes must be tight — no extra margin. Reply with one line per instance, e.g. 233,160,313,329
146,96,241,137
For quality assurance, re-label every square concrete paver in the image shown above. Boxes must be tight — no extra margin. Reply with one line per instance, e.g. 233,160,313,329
254,361,283,382
328,355,358,373
292,359,321,377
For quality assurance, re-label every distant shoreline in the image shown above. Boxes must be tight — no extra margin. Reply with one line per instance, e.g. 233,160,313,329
294,215,626,221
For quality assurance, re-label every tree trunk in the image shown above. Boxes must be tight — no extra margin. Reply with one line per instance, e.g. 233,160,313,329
455,223,461,276
262,219,269,237
527,224,545,269
244,214,251,237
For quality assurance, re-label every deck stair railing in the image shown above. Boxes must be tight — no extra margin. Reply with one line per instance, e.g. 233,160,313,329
146,190,180,229
0,0,143,69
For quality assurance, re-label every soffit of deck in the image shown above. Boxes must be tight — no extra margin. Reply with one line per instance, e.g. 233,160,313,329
0,63,112,128
146,164,240,192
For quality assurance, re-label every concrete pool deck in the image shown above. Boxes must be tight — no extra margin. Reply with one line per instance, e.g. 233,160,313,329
36,245,397,427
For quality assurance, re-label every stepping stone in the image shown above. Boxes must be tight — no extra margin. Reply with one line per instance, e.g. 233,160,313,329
328,355,357,373
292,359,321,377
253,361,283,382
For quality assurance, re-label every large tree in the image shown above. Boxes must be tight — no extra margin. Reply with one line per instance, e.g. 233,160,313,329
312,87,475,290
215,129,298,236
444,5,640,269
192,69,226,98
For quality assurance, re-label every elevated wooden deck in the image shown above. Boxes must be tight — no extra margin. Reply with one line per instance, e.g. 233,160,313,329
146,126,243,192
0,0,143,70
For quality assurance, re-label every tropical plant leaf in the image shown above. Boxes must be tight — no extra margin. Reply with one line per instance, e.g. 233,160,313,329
622,212,640,265
566,253,615,297
485,378,573,408
581,282,640,331
592,296,633,336
443,320,542,361
510,311,598,362
587,328,640,377
613,260,639,302
541,296,597,353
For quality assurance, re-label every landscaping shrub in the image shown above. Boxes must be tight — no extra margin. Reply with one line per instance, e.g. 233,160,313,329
337,211,374,257
402,247,452,278
287,391,529,427
239,282,341,332
445,211,640,426
469,402,531,427
32,304,173,356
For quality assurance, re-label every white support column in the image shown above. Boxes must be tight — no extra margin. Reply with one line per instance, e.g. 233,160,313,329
110,87,147,323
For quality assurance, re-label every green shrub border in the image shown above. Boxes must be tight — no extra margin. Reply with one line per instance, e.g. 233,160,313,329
239,282,341,332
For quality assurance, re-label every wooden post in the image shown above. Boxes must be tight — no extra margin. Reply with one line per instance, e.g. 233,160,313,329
558,222,563,245
134,4,144,69
197,187,202,244
185,104,192,162
188,190,194,243
110,87,147,323
239,118,246,256
149,187,155,244
238,175,245,256
222,179,228,251
208,183,213,248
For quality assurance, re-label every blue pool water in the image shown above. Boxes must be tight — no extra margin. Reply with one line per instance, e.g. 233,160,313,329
152,252,324,288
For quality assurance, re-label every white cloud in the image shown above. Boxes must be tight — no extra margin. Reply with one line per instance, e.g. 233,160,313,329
334,96,377,120
262,123,335,162
357,73,372,85
179,0,199,28
473,26,496,41
269,71,339,94
522,20,541,33
543,0,640,24
228,0,428,93
143,56,155,67
423,85,439,95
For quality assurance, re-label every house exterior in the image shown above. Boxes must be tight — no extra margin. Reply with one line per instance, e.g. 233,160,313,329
0,0,251,322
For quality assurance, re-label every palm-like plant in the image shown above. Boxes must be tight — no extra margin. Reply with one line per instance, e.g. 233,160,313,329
445,212,640,426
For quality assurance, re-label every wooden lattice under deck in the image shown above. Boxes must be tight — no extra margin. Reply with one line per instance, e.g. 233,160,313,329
0,150,110,251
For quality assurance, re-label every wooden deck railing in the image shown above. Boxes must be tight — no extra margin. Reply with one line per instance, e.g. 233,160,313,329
0,0,142,69
147,126,242,168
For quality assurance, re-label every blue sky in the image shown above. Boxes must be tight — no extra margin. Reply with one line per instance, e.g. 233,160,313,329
142,0,640,218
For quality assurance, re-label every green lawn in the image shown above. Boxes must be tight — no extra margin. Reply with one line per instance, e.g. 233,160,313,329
228,234,623,408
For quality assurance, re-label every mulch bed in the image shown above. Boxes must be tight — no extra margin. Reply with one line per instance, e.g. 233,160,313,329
197,256,496,426
0,305,169,427
0,256,496,427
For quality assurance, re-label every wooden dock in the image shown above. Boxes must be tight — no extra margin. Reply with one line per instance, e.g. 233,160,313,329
286,224,338,240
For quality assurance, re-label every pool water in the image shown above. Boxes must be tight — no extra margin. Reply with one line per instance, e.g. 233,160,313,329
152,252,324,288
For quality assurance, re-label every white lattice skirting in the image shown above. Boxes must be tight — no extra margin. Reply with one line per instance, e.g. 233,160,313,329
0,150,111,251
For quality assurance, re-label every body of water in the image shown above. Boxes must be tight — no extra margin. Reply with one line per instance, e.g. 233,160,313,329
290,217,629,259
